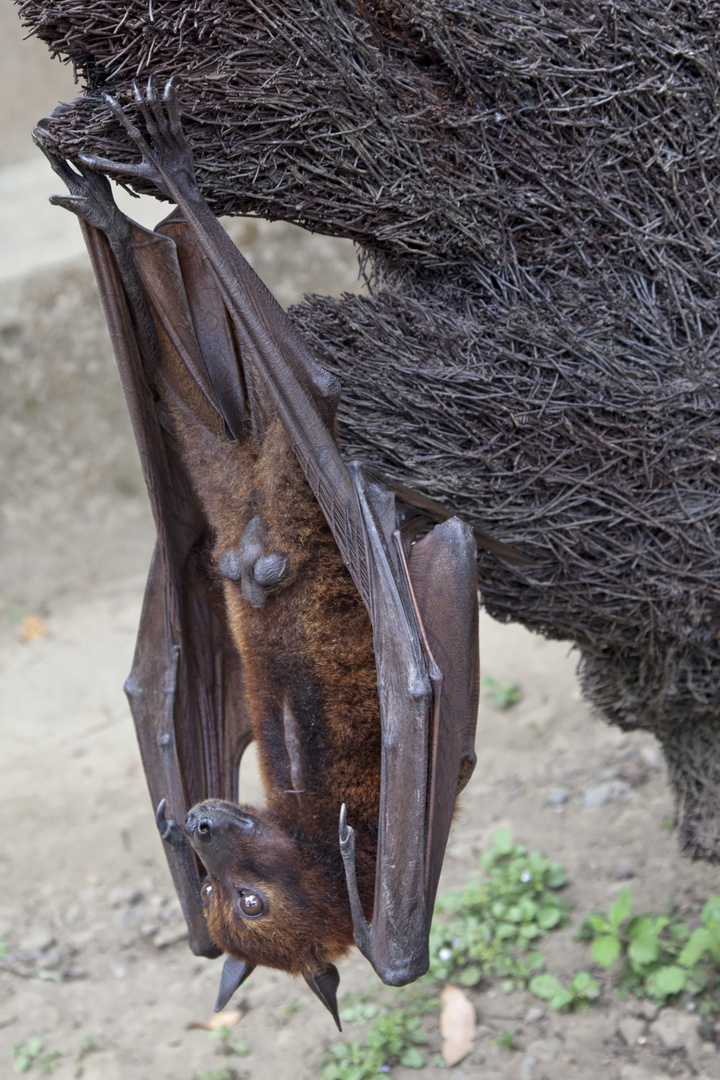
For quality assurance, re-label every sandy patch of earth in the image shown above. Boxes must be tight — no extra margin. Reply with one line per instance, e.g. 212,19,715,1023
3,591,720,1080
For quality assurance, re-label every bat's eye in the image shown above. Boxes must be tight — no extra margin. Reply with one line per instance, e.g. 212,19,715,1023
238,891,264,918
201,882,213,903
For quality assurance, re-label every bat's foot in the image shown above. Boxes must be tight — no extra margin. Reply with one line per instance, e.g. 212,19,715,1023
34,125,131,244
77,76,199,203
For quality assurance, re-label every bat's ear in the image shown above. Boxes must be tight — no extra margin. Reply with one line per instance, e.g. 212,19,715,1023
215,955,255,1012
304,964,342,1031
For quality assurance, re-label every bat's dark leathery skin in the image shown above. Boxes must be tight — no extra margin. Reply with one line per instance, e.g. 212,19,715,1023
215,955,256,1013
305,964,342,1032
40,76,485,1019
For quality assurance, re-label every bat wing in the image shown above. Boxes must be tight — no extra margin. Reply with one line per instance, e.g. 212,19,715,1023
80,219,254,958
332,467,479,983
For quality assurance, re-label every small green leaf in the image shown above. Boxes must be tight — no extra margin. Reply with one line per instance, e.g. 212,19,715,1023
571,972,600,1000
529,973,565,1002
538,907,562,930
678,928,711,969
701,896,720,927
627,917,661,968
549,990,574,1011
399,1047,425,1068
646,965,687,1000
457,965,482,987
592,934,621,970
491,827,514,854
546,865,567,889
526,951,545,972
609,888,633,929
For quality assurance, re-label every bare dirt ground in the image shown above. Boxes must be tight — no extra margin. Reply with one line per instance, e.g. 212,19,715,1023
3,7,720,1080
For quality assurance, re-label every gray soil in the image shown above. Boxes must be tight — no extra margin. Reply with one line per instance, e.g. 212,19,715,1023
2,7,720,1079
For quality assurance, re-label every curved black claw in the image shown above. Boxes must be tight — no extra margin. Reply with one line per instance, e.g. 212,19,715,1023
338,804,372,958
155,798,176,844
77,76,197,202
339,801,349,846
33,128,131,241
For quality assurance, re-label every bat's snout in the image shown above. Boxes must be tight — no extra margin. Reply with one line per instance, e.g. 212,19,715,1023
185,801,258,847
185,810,215,840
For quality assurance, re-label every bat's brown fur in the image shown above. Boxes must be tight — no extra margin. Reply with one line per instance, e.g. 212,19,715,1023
150,305,382,976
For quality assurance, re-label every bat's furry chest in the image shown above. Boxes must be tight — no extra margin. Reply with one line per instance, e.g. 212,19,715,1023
223,529,383,842
175,404,383,842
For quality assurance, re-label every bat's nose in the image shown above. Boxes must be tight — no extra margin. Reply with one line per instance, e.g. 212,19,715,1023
185,801,258,843
185,808,214,841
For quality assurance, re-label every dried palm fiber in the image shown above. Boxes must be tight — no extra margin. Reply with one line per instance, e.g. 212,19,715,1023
16,0,720,856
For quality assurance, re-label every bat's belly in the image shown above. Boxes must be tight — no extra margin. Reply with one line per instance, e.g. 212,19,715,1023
172,401,382,841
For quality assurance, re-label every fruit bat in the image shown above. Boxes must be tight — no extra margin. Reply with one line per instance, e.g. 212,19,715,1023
34,78,526,1028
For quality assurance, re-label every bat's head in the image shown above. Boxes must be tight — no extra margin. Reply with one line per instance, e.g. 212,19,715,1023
185,798,353,1026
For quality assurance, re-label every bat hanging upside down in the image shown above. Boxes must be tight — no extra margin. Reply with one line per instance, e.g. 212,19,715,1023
34,78,524,1027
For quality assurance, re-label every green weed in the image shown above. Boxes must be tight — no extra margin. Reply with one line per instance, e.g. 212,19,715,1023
73,1036,98,1078
209,1026,248,1058
481,677,521,708
529,970,600,1011
191,1070,240,1080
578,888,720,1007
428,827,570,990
494,1029,517,1050
9,1038,60,1075
0,605,31,626
321,989,436,1080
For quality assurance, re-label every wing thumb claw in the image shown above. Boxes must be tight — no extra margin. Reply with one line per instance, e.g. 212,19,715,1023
155,798,174,842
338,802,349,844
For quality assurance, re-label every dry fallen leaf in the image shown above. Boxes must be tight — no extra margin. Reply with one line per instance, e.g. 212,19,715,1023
440,984,476,1066
19,615,48,644
185,1005,247,1030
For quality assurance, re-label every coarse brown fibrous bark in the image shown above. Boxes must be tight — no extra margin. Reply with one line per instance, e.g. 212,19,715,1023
17,0,720,856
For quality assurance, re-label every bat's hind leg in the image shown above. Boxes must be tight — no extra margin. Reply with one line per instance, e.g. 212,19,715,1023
76,76,200,203
33,125,132,247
